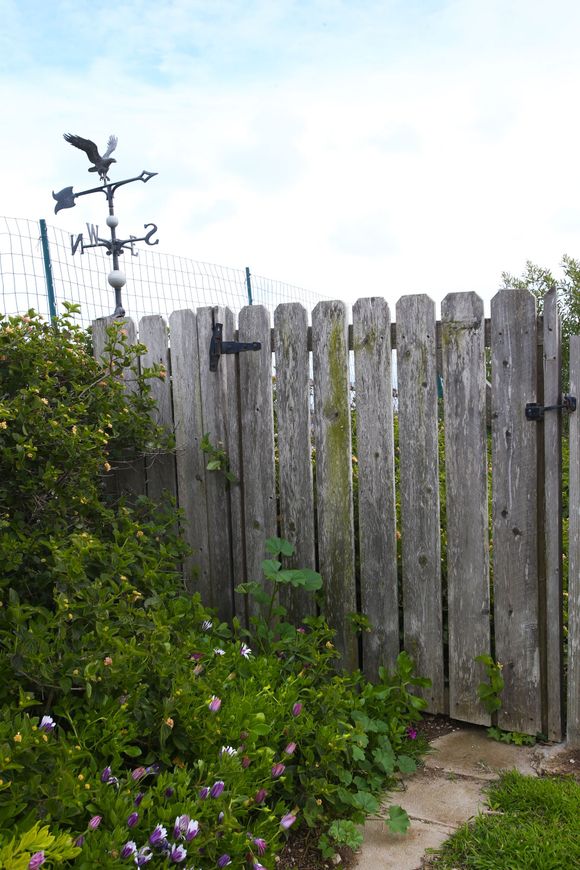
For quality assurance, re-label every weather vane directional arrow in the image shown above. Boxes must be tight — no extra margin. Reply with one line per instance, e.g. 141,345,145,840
53,133,159,317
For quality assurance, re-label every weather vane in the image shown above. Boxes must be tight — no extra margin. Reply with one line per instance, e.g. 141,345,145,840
52,133,159,317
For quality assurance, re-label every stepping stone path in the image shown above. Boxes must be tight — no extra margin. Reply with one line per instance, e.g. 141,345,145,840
354,726,566,870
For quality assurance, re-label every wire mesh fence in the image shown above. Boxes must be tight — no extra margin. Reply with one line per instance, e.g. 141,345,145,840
0,215,328,327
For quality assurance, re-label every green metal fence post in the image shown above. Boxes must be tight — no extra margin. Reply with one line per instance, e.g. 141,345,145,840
245,266,253,306
39,219,57,321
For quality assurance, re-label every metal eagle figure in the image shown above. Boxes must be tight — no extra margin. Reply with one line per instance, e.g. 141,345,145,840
63,133,118,182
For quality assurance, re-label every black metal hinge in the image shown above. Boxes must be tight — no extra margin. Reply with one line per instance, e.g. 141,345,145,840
209,322,261,372
525,394,577,421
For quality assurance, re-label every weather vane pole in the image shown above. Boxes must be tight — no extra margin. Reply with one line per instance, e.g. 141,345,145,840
52,134,159,317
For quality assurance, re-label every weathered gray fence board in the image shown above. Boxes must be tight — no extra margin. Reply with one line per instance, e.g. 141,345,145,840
353,297,399,678
196,306,234,622
312,301,358,671
491,287,541,735
169,309,210,595
274,303,316,621
92,317,146,498
441,293,490,725
396,295,444,712
238,306,277,609
568,335,580,746
542,289,563,741
223,308,247,622
139,316,176,504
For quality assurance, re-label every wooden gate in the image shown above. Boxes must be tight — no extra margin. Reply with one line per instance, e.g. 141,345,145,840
93,288,579,743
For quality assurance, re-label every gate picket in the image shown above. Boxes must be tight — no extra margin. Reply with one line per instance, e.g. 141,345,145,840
274,303,316,621
238,306,277,612
491,287,541,734
353,297,399,678
396,294,444,712
196,306,235,621
312,301,358,671
139,316,176,505
441,292,490,725
169,309,210,595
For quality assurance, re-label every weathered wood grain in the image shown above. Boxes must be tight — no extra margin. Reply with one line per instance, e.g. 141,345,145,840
567,335,580,746
274,303,316,622
238,306,277,614
441,292,491,725
139,315,177,506
169,309,210,595
542,289,563,740
223,308,247,622
396,294,444,712
92,316,146,499
352,297,399,678
491,287,541,735
196,306,234,621
312,301,358,671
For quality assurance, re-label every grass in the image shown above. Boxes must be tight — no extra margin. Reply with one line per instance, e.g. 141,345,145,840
426,770,580,870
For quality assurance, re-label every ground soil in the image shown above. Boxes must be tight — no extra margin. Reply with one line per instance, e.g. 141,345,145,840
537,746,580,781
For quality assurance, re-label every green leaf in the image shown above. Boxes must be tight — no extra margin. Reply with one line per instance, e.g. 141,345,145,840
373,747,395,774
352,791,380,813
261,559,281,579
387,805,410,834
396,755,417,774
123,745,142,757
351,745,366,761
265,537,294,557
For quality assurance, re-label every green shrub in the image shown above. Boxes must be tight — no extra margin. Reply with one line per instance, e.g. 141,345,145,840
0,309,429,867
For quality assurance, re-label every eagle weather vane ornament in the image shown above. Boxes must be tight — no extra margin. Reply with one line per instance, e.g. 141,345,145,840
53,133,159,317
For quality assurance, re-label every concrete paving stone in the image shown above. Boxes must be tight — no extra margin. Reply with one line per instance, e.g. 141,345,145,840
424,727,537,779
354,818,453,870
382,770,487,827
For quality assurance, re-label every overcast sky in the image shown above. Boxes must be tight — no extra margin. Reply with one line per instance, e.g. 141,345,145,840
2,0,580,314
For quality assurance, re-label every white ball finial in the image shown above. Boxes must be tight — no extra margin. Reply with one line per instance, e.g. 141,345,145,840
106,215,119,228
108,270,126,289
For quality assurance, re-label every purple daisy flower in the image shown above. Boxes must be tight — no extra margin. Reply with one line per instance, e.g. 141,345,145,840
210,780,225,798
120,841,137,859
149,823,168,847
280,812,297,830
169,843,187,863
253,837,267,855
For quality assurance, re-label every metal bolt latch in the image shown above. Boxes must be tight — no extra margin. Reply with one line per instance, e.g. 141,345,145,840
525,394,577,421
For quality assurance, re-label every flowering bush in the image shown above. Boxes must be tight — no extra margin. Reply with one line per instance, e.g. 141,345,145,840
0,310,429,867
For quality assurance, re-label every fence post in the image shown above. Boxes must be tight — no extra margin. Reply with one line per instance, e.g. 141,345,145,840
542,289,563,740
39,219,57,321
568,335,580,746
245,267,253,306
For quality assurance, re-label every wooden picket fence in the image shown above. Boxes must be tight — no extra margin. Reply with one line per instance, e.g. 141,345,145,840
93,288,580,745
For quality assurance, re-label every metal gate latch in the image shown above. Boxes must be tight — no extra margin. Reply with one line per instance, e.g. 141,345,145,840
209,322,261,372
525,394,577,421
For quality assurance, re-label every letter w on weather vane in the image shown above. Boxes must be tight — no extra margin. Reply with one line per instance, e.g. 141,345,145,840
52,133,159,317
